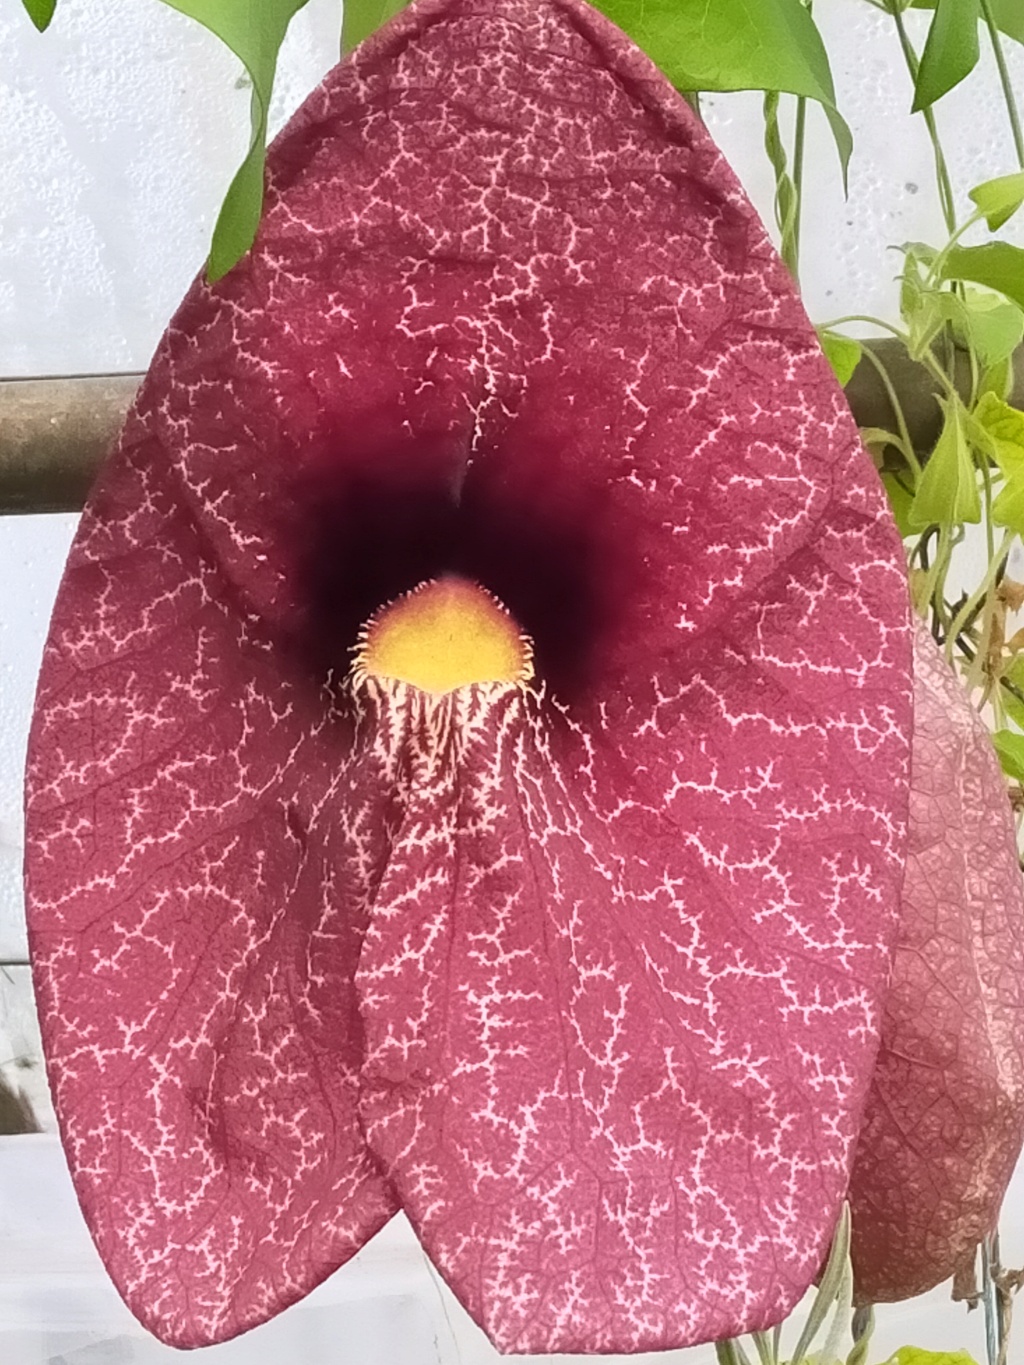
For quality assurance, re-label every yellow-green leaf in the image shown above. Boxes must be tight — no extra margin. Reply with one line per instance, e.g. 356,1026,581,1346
907,288,960,359
979,353,1014,401
992,475,1024,533
882,471,916,537
1000,654,1024,730
989,730,1024,783
939,242,1024,311
952,288,1024,370
972,393,1024,530
898,242,946,356
908,397,981,529
969,170,1024,231
342,0,408,53
974,392,1024,476
817,329,863,386
882,1350,979,1365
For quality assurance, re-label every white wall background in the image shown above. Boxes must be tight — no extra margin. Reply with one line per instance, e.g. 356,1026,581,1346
2,1,1024,1363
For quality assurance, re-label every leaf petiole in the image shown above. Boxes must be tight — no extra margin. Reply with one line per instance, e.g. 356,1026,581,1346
980,0,1024,167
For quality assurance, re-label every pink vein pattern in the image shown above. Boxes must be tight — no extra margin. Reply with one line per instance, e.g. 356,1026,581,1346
26,0,913,1352
849,623,1024,1303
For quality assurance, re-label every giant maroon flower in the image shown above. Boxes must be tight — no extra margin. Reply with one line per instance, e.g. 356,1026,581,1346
25,0,915,1354
848,623,1024,1303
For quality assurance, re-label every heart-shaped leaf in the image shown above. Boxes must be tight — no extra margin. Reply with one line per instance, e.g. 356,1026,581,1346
951,288,1024,370
938,242,1024,311
592,0,853,179
160,0,312,280
969,170,1024,231
882,1348,980,1365
20,0,56,32
908,396,981,529
975,392,1024,475
817,329,863,387
912,0,980,112
912,0,1024,46
342,0,408,53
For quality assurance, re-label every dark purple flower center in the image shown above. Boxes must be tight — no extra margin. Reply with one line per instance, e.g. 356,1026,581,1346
294,432,623,700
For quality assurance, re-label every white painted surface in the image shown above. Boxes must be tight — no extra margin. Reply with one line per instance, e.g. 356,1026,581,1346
0,0,342,377
0,515,77,965
2,0,1024,1360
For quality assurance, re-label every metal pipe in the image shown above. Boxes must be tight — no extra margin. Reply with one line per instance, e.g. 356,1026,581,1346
1,343,1022,514
843,339,1024,449
0,373,143,514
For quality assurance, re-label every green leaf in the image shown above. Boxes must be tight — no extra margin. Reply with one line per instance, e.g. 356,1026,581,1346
900,240,939,268
862,425,904,451
986,0,1024,43
821,105,855,195
974,393,1024,529
1000,654,1024,729
882,471,916,536
992,475,1024,533
912,0,1024,46
939,242,1024,311
589,0,853,181
593,0,835,95
951,288,1024,370
342,0,408,53
980,352,1014,400
969,171,1024,230
906,288,959,359
908,396,981,529
20,0,56,30
913,0,980,111
882,1349,981,1365
817,329,863,386
974,392,1024,476
160,0,311,281
1001,689,1024,732
898,241,945,355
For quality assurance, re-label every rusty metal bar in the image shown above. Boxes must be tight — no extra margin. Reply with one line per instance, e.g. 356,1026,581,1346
1,343,1022,514
844,339,1024,449
0,373,143,513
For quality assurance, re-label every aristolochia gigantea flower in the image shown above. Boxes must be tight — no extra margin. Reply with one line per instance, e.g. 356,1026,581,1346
847,623,1024,1305
23,0,1024,1355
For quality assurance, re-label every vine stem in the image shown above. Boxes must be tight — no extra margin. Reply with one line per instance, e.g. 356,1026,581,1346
927,207,987,288
763,92,800,278
945,528,1013,663
855,341,922,480
918,523,953,622
967,455,1001,702
982,1234,1002,1365
790,0,810,275
890,5,957,234
980,0,1024,168
791,94,807,274
817,314,908,340
818,311,959,450
716,1338,753,1365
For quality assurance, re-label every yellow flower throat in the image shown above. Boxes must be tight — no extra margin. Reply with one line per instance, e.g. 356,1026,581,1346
353,576,534,694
